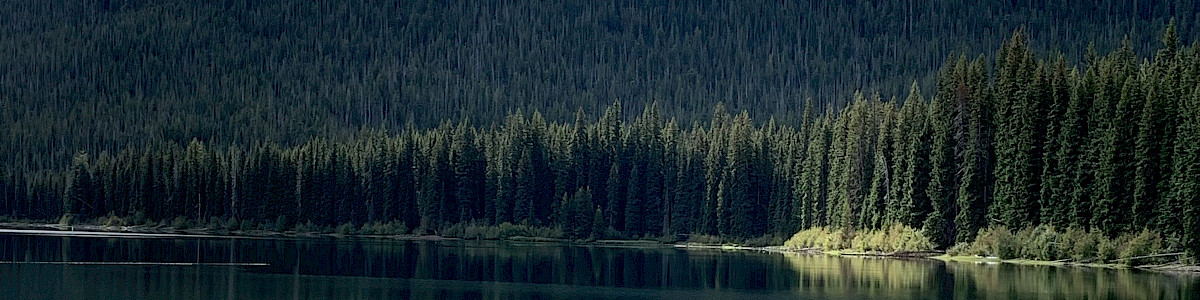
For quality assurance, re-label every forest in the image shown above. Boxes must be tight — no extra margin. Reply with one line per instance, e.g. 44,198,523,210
2,0,1197,172
2,26,1198,256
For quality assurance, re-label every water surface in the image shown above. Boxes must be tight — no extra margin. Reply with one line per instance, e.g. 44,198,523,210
0,232,1194,299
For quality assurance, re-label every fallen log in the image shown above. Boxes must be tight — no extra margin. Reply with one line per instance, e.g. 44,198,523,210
1114,252,1186,262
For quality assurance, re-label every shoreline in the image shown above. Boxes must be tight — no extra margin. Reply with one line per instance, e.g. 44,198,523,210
2,222,1196,274
0,222,666,246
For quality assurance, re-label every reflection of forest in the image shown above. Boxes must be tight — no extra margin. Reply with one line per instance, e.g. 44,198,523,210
782,253,1197,300
944,263,1194,300
5,234,1197,299
783,254,944,299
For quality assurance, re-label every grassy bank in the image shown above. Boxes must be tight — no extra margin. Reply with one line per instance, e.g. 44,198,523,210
781,224,936,254
943,225,1190,267
777,223,1195,271
0,214,685,245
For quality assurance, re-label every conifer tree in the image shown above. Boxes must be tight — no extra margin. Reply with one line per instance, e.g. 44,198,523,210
925,66,958,246
1172,87,1200,256
991,31,1040,228
895,84,931,228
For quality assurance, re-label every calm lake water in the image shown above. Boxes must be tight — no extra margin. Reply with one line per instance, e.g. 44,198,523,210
0,231,1195,300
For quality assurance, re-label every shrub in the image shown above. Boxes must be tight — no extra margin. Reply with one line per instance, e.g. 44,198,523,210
127,211,146,226
885,224,935,252
293,221,324,234
359,221,409,235
850,230,885,251
784,225,931,252
275,215,293,232
946,243,976,256
1069,229,1101,261
58,214,75,226
743,234,785,247
1022,225,1061,261
1096,235,1120,263
98,213,127,227
220,217,240,231
973,226,1016,258
335,223,357,235
439,222,563,240
239,219,256,231
784,227,838,250
687,234,726,245
171,216,191,229
1118,229,1162,263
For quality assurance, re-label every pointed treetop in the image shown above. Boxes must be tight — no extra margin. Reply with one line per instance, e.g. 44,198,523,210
1163,18,1179,53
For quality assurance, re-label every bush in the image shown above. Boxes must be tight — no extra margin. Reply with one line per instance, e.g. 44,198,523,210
885,224,935,252
293,221,324,234
239,219,256,231
973,226,1016,258
440,222,563,240
1096,235,1120,262
359,221,409,235
1021,225,1061,260
784,227,838,250
274,215,293,232
335,223,358,235
687,234,726,245
171,216,191,229
58,214,75,226
784,225,931,252
1069,229,1101,261
219,217,240,231
1118,229,1163,263
743,234,785,247
98,213,127,227
128,212,146,226
946,242,975,256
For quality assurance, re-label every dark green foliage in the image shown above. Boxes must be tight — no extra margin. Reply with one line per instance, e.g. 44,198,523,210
560,187,594,239
991,31,1041,229
8,0,1194,177
1173,87,1200,256
2,26,1198,253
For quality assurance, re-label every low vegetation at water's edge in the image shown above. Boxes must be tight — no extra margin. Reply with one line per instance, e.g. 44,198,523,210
782,224,935,253
944,225,1187,266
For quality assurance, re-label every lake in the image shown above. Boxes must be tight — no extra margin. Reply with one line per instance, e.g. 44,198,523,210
0,231,1195,299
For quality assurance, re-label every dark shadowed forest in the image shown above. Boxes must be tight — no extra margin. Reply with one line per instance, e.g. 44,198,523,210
1,1,1199,258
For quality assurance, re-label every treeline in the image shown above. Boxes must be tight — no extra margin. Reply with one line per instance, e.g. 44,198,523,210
3,0,1196,171
2,28,1200,254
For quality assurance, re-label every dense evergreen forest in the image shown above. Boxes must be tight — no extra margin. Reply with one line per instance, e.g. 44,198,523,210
2,26,1199,255
2,0,1198,170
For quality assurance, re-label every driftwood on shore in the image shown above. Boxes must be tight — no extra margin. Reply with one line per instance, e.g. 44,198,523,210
1113,252,1187,262
837,251,945,258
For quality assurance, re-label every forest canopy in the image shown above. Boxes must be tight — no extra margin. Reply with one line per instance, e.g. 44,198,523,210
2,25,1199,256
1,0,1197,170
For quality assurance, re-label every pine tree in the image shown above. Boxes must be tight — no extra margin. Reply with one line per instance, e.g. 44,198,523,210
1169,86,1200,256
925,65,958,247
66,152,95,219
865,101,896,229
796,110,830,229
895,84,931,228
991,31,1040,228
719,112,756,237
956,56,993,243
1039,57,1075,228
826,108,851,229
452,122,485,223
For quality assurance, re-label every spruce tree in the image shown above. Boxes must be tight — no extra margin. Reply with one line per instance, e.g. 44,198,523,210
991,31,1040,228
925,64,958,247
896,84,931,228
796,115,831,229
